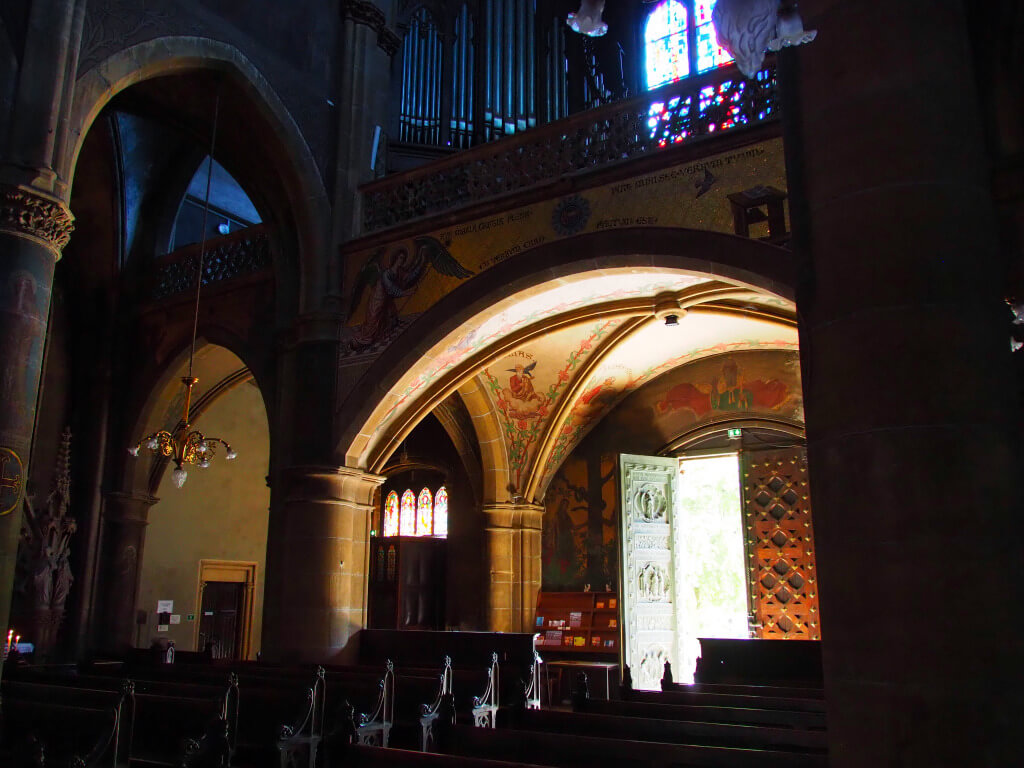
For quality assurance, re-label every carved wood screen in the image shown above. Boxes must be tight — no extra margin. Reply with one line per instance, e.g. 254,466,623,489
740,447,820,640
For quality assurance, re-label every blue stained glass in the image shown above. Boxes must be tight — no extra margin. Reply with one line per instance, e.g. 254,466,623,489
645,1,689,90
695,1,734,73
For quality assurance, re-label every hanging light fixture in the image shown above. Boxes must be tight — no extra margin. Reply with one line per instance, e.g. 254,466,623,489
128,90,236,488
567,0,608,37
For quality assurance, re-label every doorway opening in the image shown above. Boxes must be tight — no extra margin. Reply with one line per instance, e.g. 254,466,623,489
195,560,257,660
673,453,748,684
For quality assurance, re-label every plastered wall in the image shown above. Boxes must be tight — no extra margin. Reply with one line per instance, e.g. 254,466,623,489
135,379,270,656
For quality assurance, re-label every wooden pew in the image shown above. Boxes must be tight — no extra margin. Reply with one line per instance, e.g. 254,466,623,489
505,707,827,753
578,697,827,730
0,684,124,768
622,686,826,714
435,724,828,768
335,743,548,768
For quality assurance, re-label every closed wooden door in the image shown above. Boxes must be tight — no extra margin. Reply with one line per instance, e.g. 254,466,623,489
198,581,245,659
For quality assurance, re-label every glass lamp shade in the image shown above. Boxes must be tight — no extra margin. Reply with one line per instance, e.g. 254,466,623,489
567,0,608,37
172,466,188,488
226,449,238,460
128,446,140,457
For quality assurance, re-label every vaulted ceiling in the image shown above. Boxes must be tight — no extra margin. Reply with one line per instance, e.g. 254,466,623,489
347,267,797,503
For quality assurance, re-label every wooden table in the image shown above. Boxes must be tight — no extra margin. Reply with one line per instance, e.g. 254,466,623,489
544,659,619,703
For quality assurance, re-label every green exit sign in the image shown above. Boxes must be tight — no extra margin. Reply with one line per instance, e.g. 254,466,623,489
728,428,742,439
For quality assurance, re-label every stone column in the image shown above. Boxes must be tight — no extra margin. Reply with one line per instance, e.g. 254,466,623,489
0,184,73,653
784,2,1023,764
483,503,543,633
98,491,157,652
263,466,383,663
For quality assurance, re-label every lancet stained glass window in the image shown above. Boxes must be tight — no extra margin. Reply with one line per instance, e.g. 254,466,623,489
382,485,449,538
434,487,449,536
400,490,417,536
645,1,734,91
417,488,434,536
694,1,734,72
383,491,400,537
645,1,689,90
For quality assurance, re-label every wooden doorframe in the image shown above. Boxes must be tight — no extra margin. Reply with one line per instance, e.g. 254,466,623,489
195,559,258,660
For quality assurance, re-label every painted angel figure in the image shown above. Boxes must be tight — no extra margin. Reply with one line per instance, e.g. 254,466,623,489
348,236,474,350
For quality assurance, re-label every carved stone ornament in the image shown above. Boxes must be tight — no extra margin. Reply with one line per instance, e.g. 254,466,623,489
0,185,74,252
341,0,400,56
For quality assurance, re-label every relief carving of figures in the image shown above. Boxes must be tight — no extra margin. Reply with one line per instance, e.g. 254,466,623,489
637,562,669,602
14,427,77,655
632,483,666,522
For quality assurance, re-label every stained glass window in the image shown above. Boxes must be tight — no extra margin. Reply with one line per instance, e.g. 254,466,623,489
645,1,689,90
434,487,449,536
646,1,734,91
400,490,416,536
694,1,733,72
417,488,434,536
383,491,400,537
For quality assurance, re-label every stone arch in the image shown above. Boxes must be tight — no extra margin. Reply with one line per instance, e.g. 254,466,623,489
337,227,796,477
63,36,330,315
119,332,272,496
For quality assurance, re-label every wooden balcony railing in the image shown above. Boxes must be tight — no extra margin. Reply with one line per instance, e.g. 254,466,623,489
361,60,779,233
151,224,271,300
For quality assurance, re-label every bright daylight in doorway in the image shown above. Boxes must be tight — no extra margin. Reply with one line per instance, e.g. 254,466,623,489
673,453,748,684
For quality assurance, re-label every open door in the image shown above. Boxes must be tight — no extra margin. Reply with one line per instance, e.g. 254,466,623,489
618,454,678,690
619,451,751,689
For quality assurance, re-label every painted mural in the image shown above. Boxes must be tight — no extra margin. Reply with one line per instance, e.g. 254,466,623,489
343,137,787,353
541,350,803,592
538,323,800,493
543,451,617,592
481,319,624,491
369,273,708,438
348,235,474,350
0,268,51,449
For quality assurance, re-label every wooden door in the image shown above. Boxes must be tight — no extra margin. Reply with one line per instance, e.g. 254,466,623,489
198,581,245,659
618,454,678,691
740,447,821,640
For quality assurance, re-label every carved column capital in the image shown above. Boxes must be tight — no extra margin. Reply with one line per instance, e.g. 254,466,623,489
0,184,74,254
483,502,545,531
283,465,385,509
340,0,402,57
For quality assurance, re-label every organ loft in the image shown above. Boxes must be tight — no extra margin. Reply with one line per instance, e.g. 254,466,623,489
0,1,1021,766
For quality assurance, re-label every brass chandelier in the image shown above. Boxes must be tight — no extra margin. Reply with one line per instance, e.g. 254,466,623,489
128,91,236,488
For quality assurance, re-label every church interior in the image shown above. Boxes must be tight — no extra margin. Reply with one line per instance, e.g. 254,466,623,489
0,1,1021,766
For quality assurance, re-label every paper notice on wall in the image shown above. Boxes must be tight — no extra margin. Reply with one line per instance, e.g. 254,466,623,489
157,600,174,613
157,625,169,632
170,615,181,625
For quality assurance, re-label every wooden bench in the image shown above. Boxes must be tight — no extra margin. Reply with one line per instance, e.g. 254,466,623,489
435,724,828,768
333,743,548,768
0,686,123,767
578,697,827,730
621,686,826,714
506,707,827,753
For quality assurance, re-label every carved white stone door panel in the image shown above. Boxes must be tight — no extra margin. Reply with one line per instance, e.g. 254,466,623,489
618,454,678,691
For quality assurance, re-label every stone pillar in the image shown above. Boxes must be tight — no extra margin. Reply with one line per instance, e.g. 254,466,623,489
483,503,543,633
0,184,73,653
98,491,157,652
784,2,1023,764
263,466,383,663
